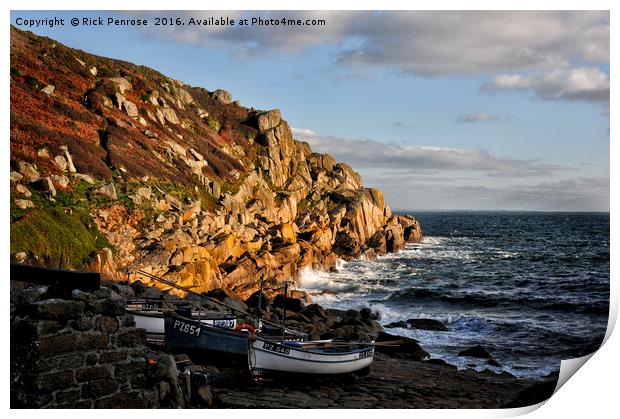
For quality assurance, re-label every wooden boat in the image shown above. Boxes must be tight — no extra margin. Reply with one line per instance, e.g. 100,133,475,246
163,313,376,375
163,312,250,357
248,337,375,375
127,301,236,344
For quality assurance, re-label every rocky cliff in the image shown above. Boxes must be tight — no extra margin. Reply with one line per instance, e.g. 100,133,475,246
9,27,422,299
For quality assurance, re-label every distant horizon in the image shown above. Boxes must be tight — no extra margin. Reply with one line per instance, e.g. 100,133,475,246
392,209,611,214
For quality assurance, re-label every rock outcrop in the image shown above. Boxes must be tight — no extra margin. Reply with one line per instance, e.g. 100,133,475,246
9,26,423,300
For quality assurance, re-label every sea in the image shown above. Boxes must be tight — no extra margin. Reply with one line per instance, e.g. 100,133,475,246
300,211,610,378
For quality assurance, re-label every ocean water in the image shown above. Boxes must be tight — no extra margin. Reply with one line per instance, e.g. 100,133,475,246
300,211,610,378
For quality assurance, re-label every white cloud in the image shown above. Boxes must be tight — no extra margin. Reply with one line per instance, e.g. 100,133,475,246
375,176,609,211
140,11,609,73
292,128,567,177
483,67,610,103
138,11,609,109
292,128,607,211
457,112,499,124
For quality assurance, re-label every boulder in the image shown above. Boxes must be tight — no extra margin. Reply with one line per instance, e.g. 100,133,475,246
177,88,193,105
10,171,23,183
122,100,139,118
41,84,55,95
60,145,77,173
272,223,297,244
54,155,68,171
16,161,40,181
256,109,281,132
97,183,117,200
15,184,31,197
211,89,232,104
273,295,304,313
374,331,430,361
458,345,494,359
385,320,408,329
160,108,179,125
109,77,132,94
406,318,449,332
244,291,269,310
51,174,70,188
300,303,327,320
75,173,94,184
14,199,34,210
204,288,229,301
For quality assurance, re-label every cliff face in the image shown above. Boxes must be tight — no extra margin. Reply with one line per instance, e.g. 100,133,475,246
9,27,422,299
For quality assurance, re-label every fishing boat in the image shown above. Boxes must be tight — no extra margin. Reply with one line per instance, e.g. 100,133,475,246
128,300,237,344
248,337,375,375
163,312,250,357
135,270,376,377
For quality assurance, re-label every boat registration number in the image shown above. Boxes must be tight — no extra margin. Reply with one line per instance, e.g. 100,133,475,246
173,319,201,337
262,342,291,355
211,319,235,329
358,349,374,359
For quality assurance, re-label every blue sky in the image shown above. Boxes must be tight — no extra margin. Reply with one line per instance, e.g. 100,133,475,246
11,10,610,211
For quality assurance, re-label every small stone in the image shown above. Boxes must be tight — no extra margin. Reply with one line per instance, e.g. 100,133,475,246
37,148,50,158
54,155,68,171
10,171,23,183
122,100,139,118
14,251,28,264
75,366,112,383
89,66,97,76
96,183,117,200
14,199,34,209
51,174,70,188
142,129,157,139
74,173,94,184
60,145,76,173
16,161,40,181
188,148,204,161
41,84,55,95
36,370,74,392
16,183,32,197
29,299,85,320
81,378,119,399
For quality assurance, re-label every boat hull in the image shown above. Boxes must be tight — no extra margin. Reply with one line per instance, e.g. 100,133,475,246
129,310,236,343
164,313,249,357
249,338,375,375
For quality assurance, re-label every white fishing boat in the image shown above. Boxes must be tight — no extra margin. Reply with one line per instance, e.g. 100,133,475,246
248,336,375,375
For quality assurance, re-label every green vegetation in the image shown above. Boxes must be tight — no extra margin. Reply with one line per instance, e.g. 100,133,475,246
206,116,221,133
297,198,310,212
221,178,242,195
11,206,111,269
195,185,218,212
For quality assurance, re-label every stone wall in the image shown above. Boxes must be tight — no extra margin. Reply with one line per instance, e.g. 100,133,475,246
10,286,186,408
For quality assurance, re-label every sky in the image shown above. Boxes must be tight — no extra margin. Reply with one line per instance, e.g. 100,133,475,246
10,10,610,211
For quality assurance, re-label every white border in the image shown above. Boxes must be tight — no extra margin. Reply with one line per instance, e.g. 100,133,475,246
2,1,616,418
